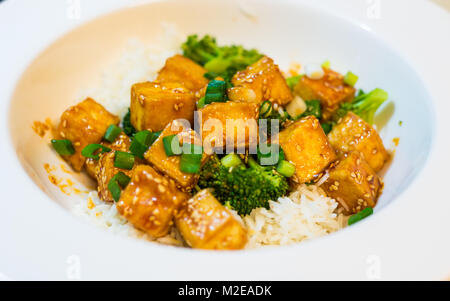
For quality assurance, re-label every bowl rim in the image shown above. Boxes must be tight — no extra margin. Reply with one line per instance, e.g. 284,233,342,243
1,0,449,280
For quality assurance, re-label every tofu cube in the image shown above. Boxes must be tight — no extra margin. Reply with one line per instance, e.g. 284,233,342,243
294,68,356,120
95,151,134,203
328,112,389,172
157,54,209,92
85,132,131,179
321,151,382,215
145,121,207,191
116,165,189,238
198,101,259,151
130,82,196,132
277,116,336,183
56,98,120,171
232,56,293,105
175,189,248,250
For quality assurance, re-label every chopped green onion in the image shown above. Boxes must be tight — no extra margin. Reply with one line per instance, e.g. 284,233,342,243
180,143,203,174
257,144,284,166
81,144,111,160
322,60,331,68
344,71,359,87
108,172,131,202
114,151,135,170
197,96,206,109
180,154,202,174
51,139,75,156
259,101,273,118
348,207,373,225
104,125,122,142
129,130,160,159
286,75,302,90
276,160,296,177
221,153,243,168
163,134,182,156
321,122,333,134
205,80,227,105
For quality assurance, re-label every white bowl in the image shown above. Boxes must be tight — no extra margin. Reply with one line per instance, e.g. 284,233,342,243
1,0,449,280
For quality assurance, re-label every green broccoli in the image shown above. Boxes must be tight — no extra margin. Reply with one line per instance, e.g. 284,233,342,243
335,88,388,125
182,34,263,83
198,155,289,216
122,108,137,137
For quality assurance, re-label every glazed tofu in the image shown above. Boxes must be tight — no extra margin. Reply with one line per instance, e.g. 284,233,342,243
116,165,189,238
130,81,196,132
85,132,131,179
175,189,248,250
145,121,207,191
198,101,259,151
328,112,389,172
95,151,134,203
157,54,209,92
56,98,120,171
277,116,336,183
232,56,293,105
321,151,382,215
294,68,356,120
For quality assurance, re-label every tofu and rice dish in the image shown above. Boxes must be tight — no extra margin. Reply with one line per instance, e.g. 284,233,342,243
48,34,390,250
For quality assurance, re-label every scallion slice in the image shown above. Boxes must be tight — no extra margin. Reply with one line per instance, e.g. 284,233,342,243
348,207,373,225
276,160,296,177
163,134,182,156
180,143,203,174
257,144,284,166
180,154,202,174
114,151,135,170
197,96,206,109
81,144,111,160
104,124,122,142
51,139,75,156
221,153,242,168
205,80,227,105
322,60,331,68
259,100,273,118
108,172,131,202
344,71,359,87
286,75,302,90
129,130,161,159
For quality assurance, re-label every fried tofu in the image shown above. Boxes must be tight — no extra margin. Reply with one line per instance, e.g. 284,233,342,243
198,101,259,151
145,121,207,191
175,189,248,250
130,82,196,132
321,151,382,215
116,165,189,238
157,54,209,92
294,68,356,120
85,132,131,179
277,116,336,183
328,112,388,172
95,151,134,203
56,98,120,171
232,56,293,105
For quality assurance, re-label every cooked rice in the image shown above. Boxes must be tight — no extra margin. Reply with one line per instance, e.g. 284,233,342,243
243,185,347,248
71,24,347,249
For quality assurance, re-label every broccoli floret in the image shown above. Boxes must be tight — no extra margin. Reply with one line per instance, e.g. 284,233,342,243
335,88,388,125
122,108,137,137
198,155,289,216
182,34,263,83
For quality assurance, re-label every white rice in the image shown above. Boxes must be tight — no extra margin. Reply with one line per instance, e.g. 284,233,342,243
71,24,347,249
243,185,347,248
